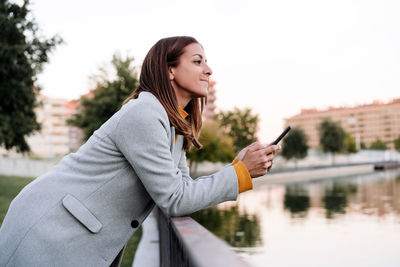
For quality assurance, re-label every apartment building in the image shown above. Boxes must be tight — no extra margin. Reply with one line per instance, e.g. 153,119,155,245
285,99,400,150
26,95,69,158
25,95,83,158
65,100,85,153
202,79,217,121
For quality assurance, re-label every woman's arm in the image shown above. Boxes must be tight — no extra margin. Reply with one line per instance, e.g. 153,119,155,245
113,104,238,217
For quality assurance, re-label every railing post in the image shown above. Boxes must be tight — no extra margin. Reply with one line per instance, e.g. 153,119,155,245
157,207,171,267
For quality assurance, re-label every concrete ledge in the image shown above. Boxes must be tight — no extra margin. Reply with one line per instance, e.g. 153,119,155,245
132,208,160,267
170,216,251,267
253,164,375,186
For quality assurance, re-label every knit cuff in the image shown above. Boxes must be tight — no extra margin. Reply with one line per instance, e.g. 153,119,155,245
233,160,253,193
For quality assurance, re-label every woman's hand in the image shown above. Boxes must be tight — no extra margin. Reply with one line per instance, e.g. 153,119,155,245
238,142,281,178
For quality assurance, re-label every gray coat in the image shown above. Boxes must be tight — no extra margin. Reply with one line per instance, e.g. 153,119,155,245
0,92,239,267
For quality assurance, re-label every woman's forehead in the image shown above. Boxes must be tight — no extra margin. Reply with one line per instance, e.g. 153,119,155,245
183,43,206,57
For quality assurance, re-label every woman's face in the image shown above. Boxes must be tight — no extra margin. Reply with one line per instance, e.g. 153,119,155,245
169,43,213,103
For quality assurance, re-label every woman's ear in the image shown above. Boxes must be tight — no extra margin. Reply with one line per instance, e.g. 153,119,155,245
168,67,174,81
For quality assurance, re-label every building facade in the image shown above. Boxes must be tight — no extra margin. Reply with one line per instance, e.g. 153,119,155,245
24,95,83,158
202,79,217,121
285,99,400,150
65,100,85,153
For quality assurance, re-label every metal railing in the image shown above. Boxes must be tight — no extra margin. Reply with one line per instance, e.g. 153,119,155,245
157,207,251,267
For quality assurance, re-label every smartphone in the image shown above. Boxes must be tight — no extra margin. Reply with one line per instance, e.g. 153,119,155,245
272,126,291,145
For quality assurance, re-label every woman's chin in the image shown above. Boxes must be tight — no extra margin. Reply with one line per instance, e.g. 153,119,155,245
191,90,208,98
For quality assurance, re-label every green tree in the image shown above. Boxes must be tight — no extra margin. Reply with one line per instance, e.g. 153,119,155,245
281,127,308,165
369,138,387,150
394,136,400,152
215,107,259,153
68,53,139,140
343,132,358,153
318,118,346,163
0,0,62,152
187,120,236,175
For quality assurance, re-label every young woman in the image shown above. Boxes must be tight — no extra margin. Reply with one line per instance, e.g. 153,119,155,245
0,36,280,267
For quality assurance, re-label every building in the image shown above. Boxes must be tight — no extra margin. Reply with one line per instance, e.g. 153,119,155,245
27,95,70,158
65,100,85,153
25,95,83,158
203,79,217,121
285,98,400,150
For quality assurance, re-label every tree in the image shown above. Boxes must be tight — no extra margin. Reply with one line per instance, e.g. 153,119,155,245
215,107,259,153
318,118,345,163
187,120,236,175
68,53,139,140
281,127,308,165
369,138,387,150
343,132,358,154
394,136,400,152
0,0,62,152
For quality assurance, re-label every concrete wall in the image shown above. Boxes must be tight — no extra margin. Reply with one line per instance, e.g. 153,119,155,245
0,157,57,178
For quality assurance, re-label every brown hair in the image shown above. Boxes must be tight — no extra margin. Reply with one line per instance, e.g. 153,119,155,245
123,36,205,151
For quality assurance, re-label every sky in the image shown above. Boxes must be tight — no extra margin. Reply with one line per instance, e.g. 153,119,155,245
29,0,400,143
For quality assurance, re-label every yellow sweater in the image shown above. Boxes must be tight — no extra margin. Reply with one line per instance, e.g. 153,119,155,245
178,107,252,193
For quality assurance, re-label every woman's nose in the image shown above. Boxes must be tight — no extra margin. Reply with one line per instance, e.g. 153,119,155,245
204,63,213,76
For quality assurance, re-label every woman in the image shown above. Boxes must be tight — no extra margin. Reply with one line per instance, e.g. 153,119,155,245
0,36,280,267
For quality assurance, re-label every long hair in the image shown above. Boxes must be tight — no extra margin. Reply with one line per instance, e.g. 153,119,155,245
123,36,205,151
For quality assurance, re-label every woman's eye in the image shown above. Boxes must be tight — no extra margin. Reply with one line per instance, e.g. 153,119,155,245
194,60,201,65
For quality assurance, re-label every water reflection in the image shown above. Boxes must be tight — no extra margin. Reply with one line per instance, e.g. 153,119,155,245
191,205,262,247
283,182,362,219
323,183,349,218
283,186,310,217
193,169,400,267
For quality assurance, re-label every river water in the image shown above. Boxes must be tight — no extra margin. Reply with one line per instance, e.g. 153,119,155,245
191,169,400,267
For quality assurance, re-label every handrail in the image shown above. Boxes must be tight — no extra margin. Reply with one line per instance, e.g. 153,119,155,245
158,207,251,267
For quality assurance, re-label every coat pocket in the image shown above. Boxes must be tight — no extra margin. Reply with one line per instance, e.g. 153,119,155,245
62,194,102,233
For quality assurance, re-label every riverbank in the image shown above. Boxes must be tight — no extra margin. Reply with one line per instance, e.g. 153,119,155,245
253,163,375,186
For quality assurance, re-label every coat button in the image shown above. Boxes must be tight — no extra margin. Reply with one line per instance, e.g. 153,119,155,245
131,220,139,228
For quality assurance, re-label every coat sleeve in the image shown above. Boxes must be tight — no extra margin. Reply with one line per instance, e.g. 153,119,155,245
177,150,190,180
113,106,239,216
178,151,235,181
